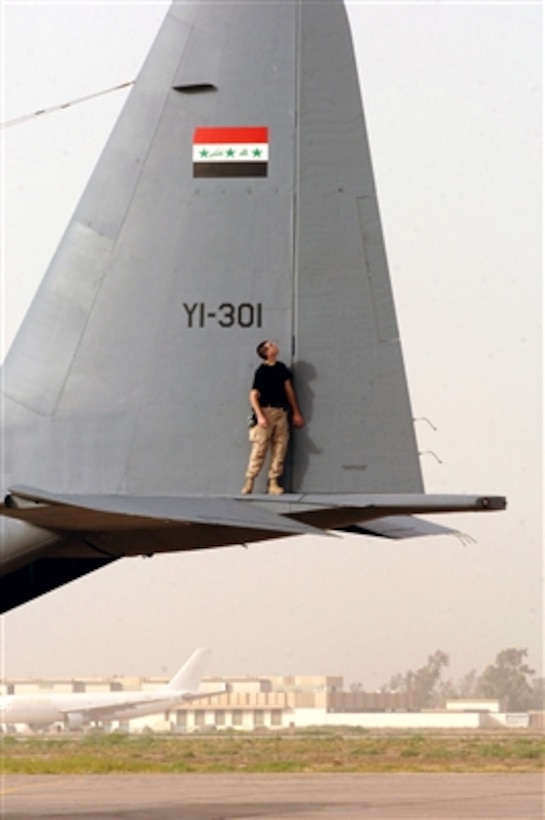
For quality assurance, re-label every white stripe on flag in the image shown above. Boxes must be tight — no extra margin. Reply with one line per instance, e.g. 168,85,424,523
192,143,269,163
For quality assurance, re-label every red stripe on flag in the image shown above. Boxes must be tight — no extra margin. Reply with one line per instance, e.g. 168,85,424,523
193,127,268,144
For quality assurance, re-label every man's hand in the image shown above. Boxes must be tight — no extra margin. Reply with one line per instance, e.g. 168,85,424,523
284,381,304,428
258,413,268,428
292,411,305,428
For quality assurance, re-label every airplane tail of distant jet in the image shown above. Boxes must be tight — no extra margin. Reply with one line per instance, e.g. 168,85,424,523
0,0,506,611
159,648,211,694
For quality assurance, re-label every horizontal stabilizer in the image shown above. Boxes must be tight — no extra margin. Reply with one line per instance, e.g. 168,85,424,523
243,492,506,532
248,492,507,512
2,486,324,538
1,486,505,546
0,487,505,612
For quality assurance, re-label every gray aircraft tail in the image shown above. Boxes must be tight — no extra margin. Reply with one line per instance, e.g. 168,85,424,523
1,0,504,610
2,0,421,498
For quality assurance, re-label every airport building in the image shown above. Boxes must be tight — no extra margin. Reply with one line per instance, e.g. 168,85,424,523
1,673,537,732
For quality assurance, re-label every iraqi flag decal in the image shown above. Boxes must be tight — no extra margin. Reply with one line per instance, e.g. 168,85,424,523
193,126,269,178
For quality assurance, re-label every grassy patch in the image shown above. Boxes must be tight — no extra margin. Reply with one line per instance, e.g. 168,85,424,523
1,731,543,775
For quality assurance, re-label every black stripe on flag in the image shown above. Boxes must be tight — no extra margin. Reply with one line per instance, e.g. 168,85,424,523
193,161,268,178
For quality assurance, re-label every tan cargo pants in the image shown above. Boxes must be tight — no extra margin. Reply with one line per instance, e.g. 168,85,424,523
245,407,289,480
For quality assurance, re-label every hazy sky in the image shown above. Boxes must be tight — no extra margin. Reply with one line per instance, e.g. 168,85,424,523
1,1,542,689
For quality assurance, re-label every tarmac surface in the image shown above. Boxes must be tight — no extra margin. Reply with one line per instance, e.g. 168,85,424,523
0,773,543,819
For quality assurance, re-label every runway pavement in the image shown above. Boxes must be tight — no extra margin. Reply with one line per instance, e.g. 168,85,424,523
1,773,543,818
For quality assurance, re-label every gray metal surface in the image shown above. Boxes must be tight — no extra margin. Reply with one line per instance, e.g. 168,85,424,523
2,0,420,498
0,0,506,609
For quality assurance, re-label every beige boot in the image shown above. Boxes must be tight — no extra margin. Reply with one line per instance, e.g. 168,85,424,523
241,477,254,495
268,478,284,495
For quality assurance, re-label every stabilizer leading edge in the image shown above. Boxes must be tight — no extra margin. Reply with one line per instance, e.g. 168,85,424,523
0,0,506,611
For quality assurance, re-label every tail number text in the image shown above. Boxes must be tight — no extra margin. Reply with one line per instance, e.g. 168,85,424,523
183,302,263,329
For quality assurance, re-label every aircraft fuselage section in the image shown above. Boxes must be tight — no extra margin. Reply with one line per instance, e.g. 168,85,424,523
0,691,190,728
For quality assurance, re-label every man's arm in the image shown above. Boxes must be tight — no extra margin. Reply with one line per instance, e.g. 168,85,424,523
284,380,305,428
249,388,268,428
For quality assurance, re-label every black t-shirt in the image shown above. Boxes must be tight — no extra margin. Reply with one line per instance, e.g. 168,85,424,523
252,361,292,409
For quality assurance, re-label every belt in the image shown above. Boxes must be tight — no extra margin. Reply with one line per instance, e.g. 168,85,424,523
262,405,286,410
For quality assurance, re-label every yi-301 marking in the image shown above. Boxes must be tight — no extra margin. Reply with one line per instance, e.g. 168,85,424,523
183,302,263,329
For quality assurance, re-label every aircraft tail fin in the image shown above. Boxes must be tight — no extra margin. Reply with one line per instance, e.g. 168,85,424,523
161,648,211,693
3,0,422,499
0,1,505,612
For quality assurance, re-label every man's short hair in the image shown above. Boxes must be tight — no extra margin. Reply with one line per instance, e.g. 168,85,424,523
256,340,269,360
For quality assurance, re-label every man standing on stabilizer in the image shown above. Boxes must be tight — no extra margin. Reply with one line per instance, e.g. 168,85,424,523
241,340,305,495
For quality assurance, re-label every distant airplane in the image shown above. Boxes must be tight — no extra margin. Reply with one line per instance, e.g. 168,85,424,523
0,0,506,612
0,648,217,731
